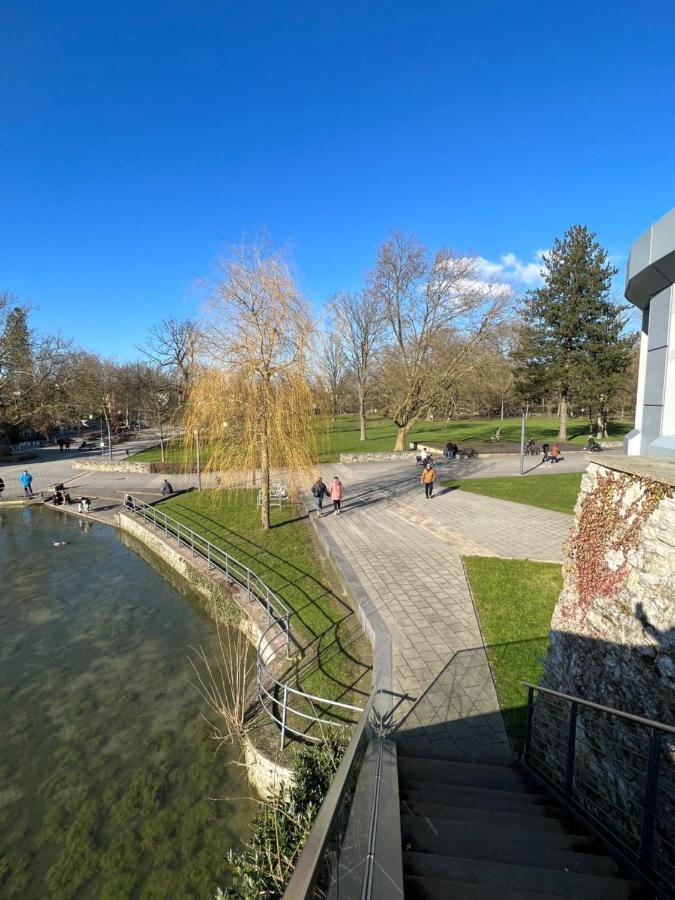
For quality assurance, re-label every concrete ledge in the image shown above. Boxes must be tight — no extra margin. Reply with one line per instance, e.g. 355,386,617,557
594,453,675,488
309,515,392,703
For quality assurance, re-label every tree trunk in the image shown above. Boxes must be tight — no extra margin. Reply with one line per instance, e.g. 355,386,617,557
260,389,271,530
558,396,568,441
359,388,367,441
159,419,165,463
500,394,505,420
103,411,113,460
394,422,411,452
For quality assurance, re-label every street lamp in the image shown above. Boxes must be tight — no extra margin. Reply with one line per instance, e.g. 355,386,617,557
519,409,526,476
195,428,202,491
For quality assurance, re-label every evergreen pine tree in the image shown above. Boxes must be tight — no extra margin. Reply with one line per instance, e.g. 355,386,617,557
517,225,632,440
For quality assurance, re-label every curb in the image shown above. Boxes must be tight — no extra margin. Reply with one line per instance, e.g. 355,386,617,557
308,514,393,705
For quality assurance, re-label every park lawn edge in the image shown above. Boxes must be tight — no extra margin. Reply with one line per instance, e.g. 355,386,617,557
131,415,633,463
441,472,583,515
463,555,563,750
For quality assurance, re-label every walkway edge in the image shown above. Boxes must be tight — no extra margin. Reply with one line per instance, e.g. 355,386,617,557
309,516,394,707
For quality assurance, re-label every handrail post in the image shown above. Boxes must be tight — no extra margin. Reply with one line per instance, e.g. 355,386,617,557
207,543,211,570
639,727,661,866
176,523,180,548
280,684,288,751
565,701,578,797
190,529,195,557
524,685,534,767
285,612,290,657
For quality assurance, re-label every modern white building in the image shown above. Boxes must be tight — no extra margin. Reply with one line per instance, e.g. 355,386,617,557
624,208,675,457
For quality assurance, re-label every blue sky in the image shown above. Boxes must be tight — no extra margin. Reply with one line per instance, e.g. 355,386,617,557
2,1,675,357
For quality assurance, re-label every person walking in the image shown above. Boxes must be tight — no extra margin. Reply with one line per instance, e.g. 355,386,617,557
311,476,328,517
421,462,436,499
20,469,34,498
58,438,64,453
0,477,4,500
329,476,344,515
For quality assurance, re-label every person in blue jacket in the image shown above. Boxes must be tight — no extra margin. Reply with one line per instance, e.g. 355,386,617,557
19,469,33,498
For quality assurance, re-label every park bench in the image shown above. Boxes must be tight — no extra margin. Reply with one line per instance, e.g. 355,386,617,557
256,482,289,510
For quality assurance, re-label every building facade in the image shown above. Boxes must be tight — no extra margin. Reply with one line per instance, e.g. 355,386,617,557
624,207,675,457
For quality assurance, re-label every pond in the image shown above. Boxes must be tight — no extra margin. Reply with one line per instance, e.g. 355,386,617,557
0,507,255,898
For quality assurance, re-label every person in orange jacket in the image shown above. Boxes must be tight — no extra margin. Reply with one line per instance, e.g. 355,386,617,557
421,462,436,499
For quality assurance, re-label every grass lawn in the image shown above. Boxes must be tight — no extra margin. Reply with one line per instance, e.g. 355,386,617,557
441,472,583,515
316,414,632,462
133,415,632,464
159,490,371,725
464,556,562,749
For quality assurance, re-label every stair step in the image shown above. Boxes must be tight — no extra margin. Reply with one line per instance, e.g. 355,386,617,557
400,787,561,818
404,874,571,900
402,800,582,833
401,814,596,853
397,743,516,765
398,756,526,792
397,741,512,766
401,830,620,877
399,776,546,806
403,851,639,899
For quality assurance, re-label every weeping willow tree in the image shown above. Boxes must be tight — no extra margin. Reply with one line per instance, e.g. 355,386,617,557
183,241,318,530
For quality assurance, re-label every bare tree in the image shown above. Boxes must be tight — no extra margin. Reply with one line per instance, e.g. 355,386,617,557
369,231,512,450
133,363,177,461
329,291,385,440
139,317,201,410
315,331,348,421
184,241,316,529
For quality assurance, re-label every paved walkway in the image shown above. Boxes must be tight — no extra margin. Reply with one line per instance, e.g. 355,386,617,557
0,432,196,504
315,457,579,761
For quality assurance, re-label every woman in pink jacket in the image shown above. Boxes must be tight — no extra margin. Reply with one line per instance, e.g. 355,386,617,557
329,476,344,515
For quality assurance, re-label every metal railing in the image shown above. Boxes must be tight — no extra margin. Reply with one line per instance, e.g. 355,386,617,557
123,495,364,749
124,494,291,652
256,616,363,750
283,690,404,899
524,682,675,897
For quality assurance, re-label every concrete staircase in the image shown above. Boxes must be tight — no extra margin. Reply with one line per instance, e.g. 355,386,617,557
398,749,649,899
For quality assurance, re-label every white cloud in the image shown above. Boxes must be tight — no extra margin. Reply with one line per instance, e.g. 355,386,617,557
475,250,547,289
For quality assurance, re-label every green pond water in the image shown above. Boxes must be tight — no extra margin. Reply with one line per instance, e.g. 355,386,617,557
0,508,255,898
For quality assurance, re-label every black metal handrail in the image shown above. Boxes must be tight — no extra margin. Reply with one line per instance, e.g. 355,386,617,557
123,495,363,749
283,690,403,899
523,682,675,898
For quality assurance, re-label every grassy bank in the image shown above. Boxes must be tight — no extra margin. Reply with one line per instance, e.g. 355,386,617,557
133,415,632,464
159,490,371,723
464,556,562,748
441,473,583,515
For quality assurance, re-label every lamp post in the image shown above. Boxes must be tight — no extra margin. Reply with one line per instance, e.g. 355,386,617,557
195,429,202,491
520,409,526,476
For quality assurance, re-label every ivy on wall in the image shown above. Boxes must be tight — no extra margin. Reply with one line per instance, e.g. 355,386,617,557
567,470,673,627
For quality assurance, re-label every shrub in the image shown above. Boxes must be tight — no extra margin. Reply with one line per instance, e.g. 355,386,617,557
222,732,347,899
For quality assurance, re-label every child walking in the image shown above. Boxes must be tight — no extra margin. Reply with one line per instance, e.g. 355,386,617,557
329,476,344,514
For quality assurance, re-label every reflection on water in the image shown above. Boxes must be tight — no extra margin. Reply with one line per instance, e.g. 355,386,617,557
0,508,254,898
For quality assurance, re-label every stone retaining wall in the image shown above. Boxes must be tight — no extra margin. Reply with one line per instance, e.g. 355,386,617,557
340,451,417,463
72,459,152,473
538,455,675,853
72,458,188,474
